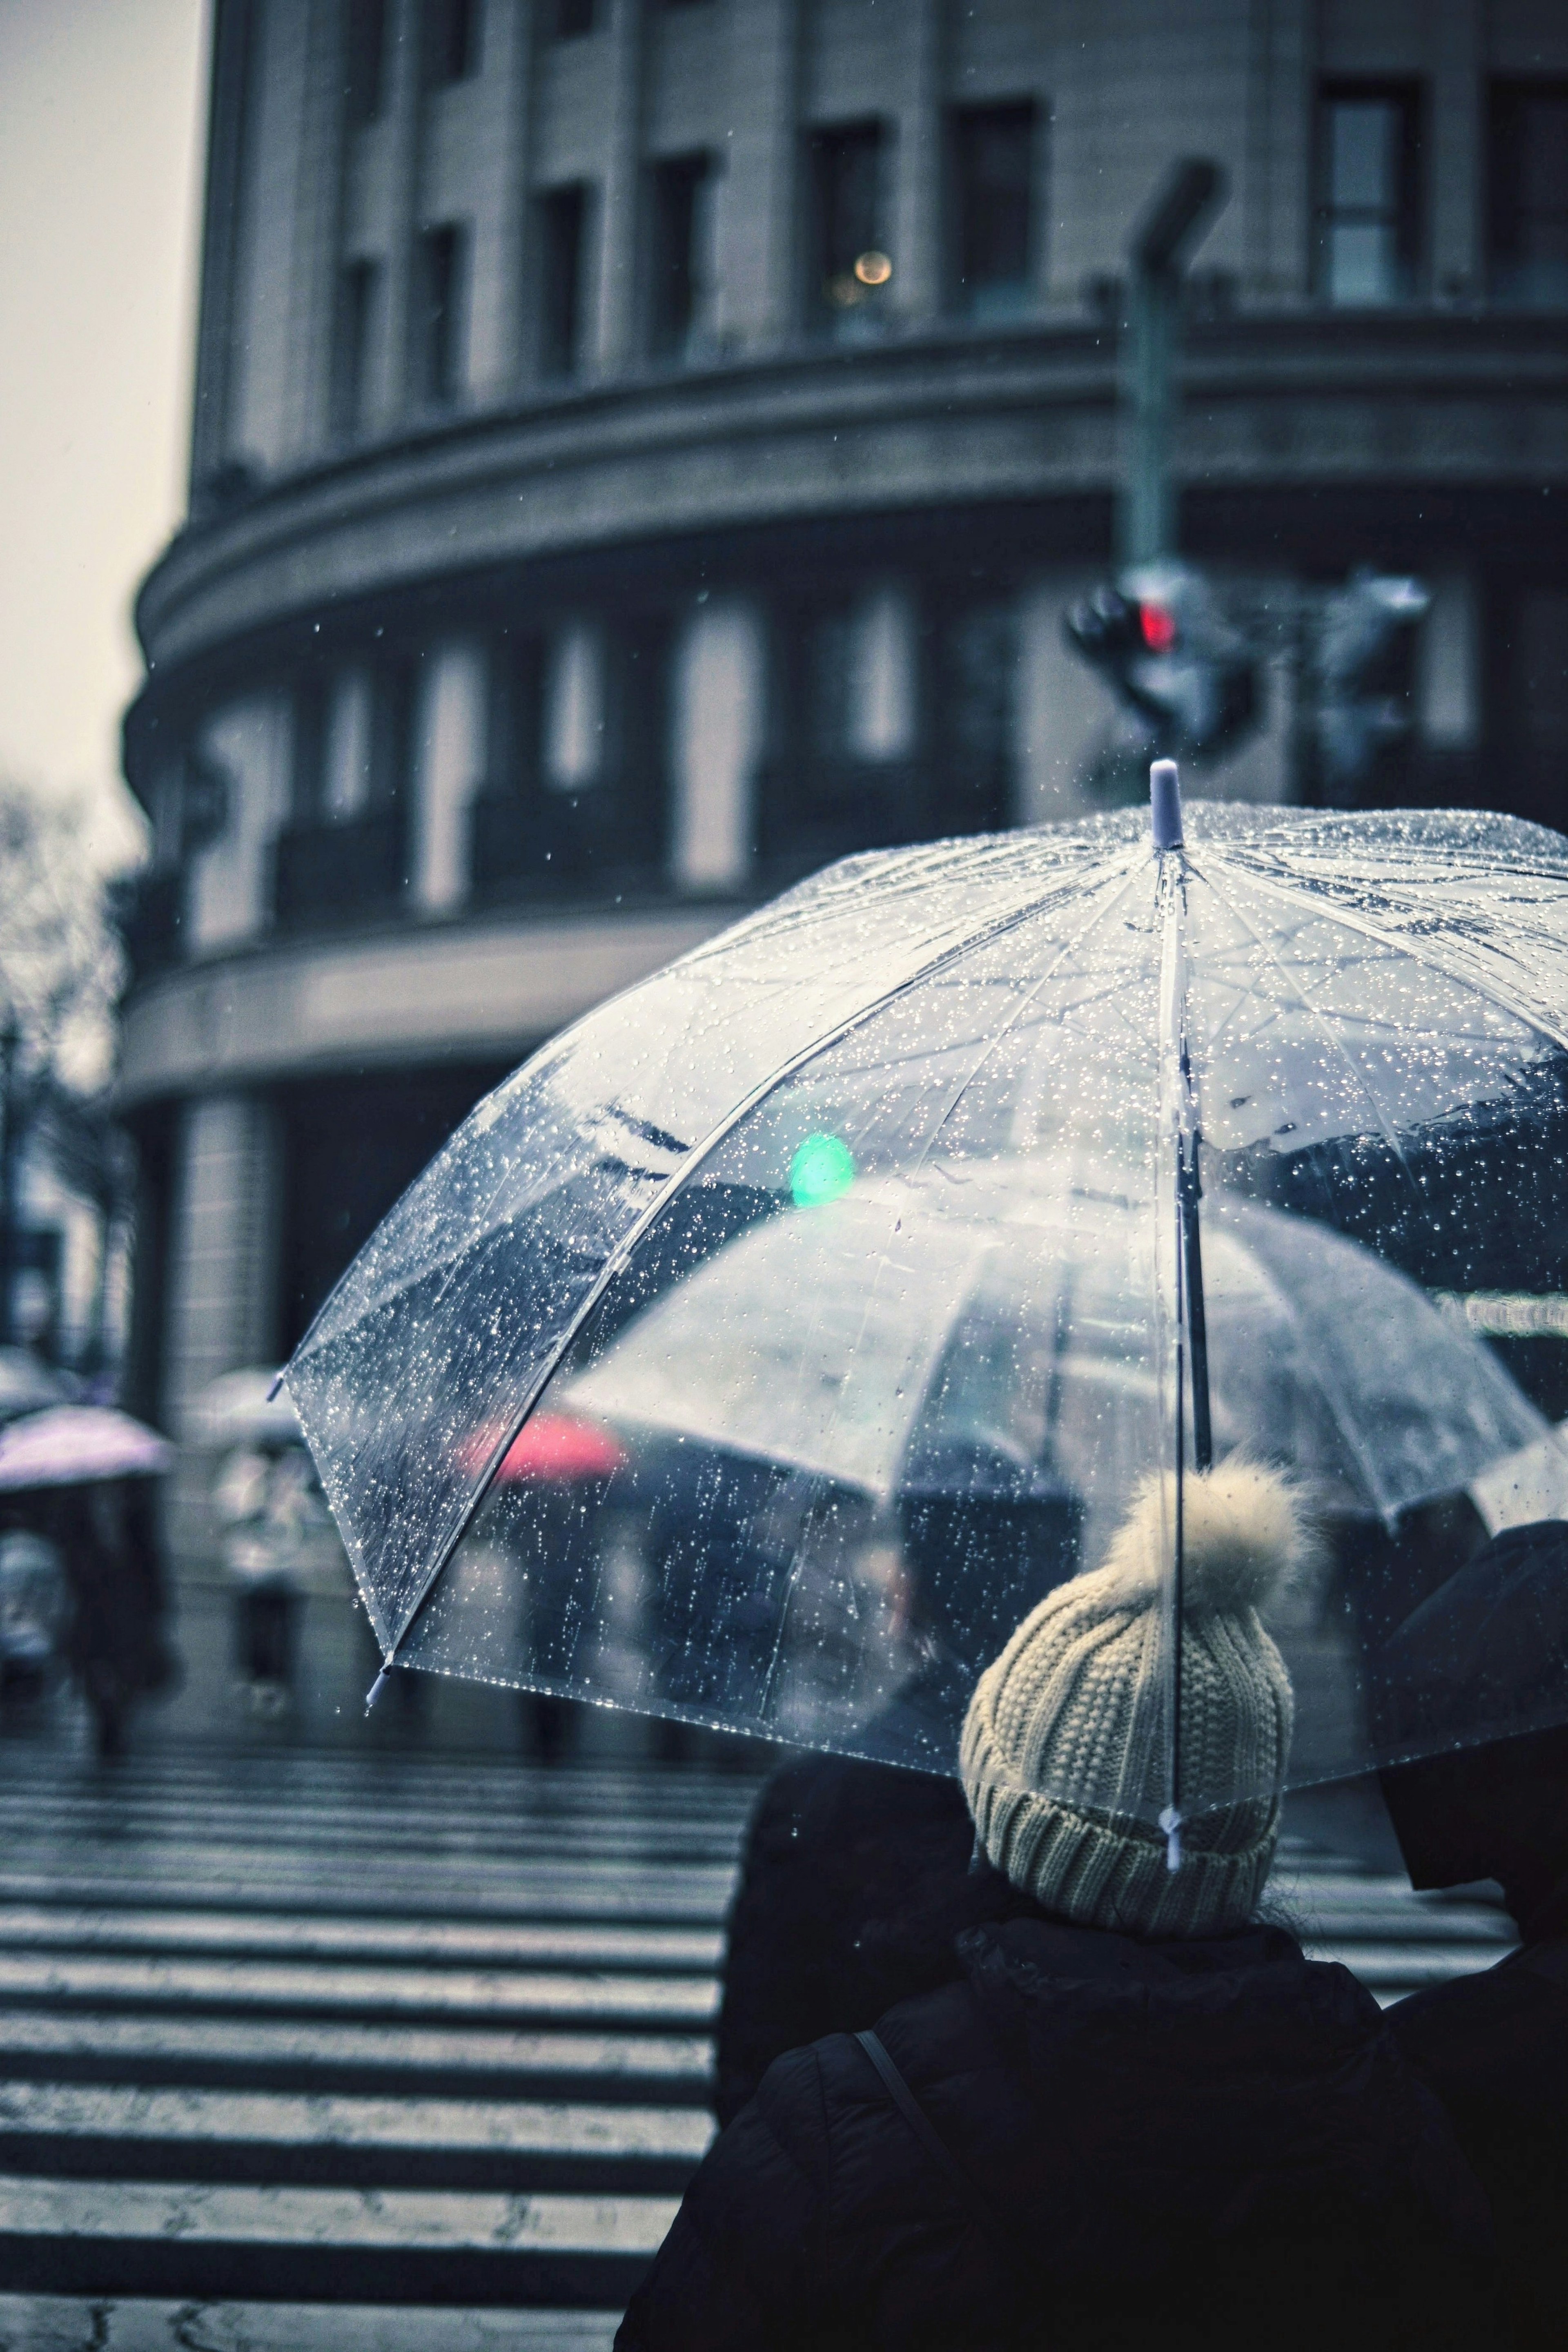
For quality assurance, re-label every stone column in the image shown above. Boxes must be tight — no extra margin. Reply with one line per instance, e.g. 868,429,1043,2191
1014,576,1105,824
1430,0,1483,299
284,0,351,459
374,0,427,427
161,1091,282,1572
670,600,765,891
594,0,647,376
468,0,538,399
715,0,800,352
890,0,945,328
1417,574,1482,751
412,639,488,915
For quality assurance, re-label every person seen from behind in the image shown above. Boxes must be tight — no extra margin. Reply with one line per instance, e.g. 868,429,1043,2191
618,1461,1494,2352
1379,1517,1568,2352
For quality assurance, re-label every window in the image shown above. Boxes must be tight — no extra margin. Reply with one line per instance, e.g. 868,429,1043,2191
1489,82,1568,308
648,155,713,361
415,225,466,404
330,259,379,437
291,681,328,822
808,123,890,337
344,0,388,126
423,0,478,86
1315,82,1422,305
550,0,595,34
537,184,589,379
950,103,1036,319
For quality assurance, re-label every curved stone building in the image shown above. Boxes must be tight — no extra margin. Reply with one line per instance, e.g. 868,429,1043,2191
122,0,1567,1478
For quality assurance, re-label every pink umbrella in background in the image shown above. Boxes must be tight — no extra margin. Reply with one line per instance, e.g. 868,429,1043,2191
0,1407,174,1492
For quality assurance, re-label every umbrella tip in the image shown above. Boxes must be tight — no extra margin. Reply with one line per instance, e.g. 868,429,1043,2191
266,1371,284,1402
365,1663,390,1714
1150,759,1183,852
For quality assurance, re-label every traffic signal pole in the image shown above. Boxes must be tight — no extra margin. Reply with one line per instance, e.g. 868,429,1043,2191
1118,160,1227,570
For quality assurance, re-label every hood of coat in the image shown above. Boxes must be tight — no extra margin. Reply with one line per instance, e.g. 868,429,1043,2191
953,1912,1482,2256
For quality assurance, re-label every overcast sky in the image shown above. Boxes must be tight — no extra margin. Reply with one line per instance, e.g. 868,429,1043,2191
0,0,206,863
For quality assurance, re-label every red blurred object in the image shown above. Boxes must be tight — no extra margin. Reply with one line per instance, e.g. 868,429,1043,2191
460,1412,628,1485
1138,600,1178,653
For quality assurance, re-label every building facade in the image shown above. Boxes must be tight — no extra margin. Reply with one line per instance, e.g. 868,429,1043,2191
122,0,1568,1507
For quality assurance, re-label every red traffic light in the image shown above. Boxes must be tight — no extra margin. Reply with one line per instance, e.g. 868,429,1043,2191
1138,601,1178,653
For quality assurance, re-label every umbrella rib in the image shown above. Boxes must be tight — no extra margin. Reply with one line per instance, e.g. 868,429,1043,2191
1214,849,1568,1061
378,845,1149,1668
1192,852,1424,1204
821,858,1153,1499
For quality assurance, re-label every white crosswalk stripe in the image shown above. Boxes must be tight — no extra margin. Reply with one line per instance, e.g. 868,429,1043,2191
0,1751,1516,2348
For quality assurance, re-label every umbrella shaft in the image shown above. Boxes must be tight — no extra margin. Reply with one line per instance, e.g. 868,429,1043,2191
1180,1138,1214,1474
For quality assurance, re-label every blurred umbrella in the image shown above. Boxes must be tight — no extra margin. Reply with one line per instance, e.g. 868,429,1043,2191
0,1351,69,1426
282,780,1568,1819
0,1406,173,1491
568,1170,1539,1532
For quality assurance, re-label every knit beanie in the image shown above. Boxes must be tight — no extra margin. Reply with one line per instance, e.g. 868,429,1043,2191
960,1462,1303,1939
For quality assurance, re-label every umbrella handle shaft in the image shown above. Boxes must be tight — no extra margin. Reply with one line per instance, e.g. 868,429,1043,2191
1179,1136,1213,1473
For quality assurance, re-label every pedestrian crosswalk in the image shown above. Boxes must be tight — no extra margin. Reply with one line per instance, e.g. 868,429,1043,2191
0,1747,1517,2349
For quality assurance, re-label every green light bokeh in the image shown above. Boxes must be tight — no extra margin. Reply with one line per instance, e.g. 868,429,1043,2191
789,1132,856,1208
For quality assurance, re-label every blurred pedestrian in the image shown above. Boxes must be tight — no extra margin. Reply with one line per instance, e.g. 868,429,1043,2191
214,1442,319,1714
1379,1518,1568,2352
620,1463,1494,2352
45,1477,176,1759
714,1462,1080,2123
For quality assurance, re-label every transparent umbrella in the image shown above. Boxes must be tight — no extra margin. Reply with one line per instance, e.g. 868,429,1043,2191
283,773,1568,1836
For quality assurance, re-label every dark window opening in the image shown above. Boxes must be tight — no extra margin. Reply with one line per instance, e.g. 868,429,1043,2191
537,184,589,378
330,259,379,437
277,1068,509,1353
1314,81,1423,305
415,223,466,404
648,154,712,361
291,680,328,822
550,0,595,35
1489,81,1568,308
808,122,890,337
470,619,671,903
273,656,416,932
423,0,478,86
344,0,388,125
950,102,1036,319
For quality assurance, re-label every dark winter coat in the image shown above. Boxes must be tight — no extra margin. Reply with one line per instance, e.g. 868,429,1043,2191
625,1898,1497,2352
1391,1918,1568,2352
715,1748,977,2125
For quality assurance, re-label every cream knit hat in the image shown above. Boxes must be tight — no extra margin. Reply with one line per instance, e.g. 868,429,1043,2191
960,1462,1304,1939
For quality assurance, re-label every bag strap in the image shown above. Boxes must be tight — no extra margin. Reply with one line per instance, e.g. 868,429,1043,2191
854,2028,1018,2281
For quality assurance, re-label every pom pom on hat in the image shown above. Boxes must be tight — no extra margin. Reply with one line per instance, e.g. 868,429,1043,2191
960,1462,1301,1940
1097,1459,1316,1616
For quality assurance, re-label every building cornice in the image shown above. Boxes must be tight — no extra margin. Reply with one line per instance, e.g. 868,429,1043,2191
116,901,742,1108
134,312,1568,685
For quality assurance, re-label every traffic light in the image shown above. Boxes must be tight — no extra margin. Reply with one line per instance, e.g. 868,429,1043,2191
1310,571,1430,804
1064,565,1259,763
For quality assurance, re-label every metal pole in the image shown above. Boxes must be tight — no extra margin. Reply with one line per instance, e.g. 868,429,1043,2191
1117,160,1227,572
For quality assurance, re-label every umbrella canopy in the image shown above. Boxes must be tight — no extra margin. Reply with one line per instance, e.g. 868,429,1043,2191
0,1351,69,1426
283,792,1568,1816
0,1406,173,1491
